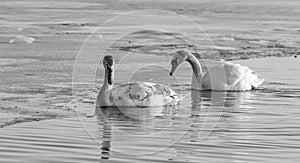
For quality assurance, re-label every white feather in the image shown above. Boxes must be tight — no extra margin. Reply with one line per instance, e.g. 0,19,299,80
201,62,264,91
105,82,179,107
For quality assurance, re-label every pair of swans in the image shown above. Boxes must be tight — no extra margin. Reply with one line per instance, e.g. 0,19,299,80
97,50,264,107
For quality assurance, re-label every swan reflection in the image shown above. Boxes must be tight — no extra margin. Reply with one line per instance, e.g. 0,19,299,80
189,90,254,142
95,105,176,159
95,89,254,159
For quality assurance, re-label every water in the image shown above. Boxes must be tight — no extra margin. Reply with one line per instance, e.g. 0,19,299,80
1,56,300,163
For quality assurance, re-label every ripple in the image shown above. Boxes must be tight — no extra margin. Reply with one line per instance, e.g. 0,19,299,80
1,57,300,162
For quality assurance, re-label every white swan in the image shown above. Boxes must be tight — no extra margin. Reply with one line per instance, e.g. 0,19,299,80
169,50,264,91
97,55,180,107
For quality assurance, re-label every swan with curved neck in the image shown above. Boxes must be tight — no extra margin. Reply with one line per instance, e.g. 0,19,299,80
97,55,179,107
170,50,264,91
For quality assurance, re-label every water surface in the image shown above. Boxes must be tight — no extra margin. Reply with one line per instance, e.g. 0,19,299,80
0,56,300,163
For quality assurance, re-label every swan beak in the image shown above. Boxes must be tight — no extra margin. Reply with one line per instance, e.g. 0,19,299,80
107,65,112,85
170,64,178,76
107,74,112,85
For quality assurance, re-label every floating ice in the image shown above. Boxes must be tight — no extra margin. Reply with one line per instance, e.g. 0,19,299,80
9,35,35,44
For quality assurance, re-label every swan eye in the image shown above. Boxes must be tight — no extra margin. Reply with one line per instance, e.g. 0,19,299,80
171,59,177,65
132,94,141,99
135,94,140,99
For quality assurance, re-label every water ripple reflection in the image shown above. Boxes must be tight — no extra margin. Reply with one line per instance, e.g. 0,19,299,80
1,57,300,162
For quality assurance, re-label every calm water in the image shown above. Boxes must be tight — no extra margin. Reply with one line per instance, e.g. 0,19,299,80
0,56,300,163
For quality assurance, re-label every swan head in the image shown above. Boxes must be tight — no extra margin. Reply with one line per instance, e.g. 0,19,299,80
103,55,114,85
169,50,188,76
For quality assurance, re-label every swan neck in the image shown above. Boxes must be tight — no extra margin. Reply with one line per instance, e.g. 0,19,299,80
101,67,114,92
186,53,202,90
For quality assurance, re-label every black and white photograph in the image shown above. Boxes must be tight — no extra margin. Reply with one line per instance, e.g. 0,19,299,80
0,0,299,162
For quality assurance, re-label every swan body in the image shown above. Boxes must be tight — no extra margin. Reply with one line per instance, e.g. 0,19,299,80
97,55,179,107
98,82,179,107
170,50,264,91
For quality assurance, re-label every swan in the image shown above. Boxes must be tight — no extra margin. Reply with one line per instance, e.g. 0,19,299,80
169,50,264,91
97,55,180,107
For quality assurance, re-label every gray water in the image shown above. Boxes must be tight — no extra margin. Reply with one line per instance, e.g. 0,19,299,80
0,56,300,163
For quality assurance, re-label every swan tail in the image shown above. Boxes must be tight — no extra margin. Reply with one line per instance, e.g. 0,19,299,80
250,70,264,88
152,83,180,106
163,95,180,106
